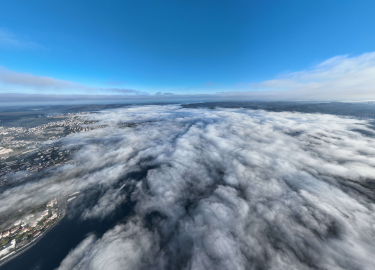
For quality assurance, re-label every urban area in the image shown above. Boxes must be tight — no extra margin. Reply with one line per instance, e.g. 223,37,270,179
0,111,98,263
0,198,60,260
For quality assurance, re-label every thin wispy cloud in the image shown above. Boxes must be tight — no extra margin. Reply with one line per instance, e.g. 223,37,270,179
1,52,375,101
227,52,375,101
0,67,81,89
0,28,42,49
108,88,148,95
0,67,144,96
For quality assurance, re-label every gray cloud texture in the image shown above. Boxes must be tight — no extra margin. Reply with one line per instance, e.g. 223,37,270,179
0,67,81,89
2,106,375,269
0,67,145,96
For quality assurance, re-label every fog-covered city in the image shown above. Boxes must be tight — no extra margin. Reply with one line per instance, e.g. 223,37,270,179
0,103,375,269
1,1,375,269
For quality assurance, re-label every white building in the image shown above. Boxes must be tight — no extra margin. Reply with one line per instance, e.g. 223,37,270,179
30,222,37,227
46,198,57,208
10,226,19,234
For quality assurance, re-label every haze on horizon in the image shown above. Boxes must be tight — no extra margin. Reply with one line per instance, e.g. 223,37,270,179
1,0,375,103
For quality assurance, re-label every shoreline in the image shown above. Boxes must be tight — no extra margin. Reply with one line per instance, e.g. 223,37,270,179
0,201,67,268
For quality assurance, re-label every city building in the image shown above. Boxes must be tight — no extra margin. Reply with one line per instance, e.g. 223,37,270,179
46,198,57,207
41,210,49,217
43,218,51,224
10,226,19,234
32,231,41,237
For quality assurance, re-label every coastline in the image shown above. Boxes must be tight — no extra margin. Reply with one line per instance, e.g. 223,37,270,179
0,200,67,268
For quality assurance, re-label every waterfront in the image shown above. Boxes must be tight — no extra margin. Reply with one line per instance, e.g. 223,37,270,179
1,198,134,270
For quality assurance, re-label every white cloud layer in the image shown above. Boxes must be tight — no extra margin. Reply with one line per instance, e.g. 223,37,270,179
0,67,146,95
2,105,375,269
230,51,375,101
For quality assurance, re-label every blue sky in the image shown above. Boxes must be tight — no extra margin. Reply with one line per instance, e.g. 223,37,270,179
0,0,375,102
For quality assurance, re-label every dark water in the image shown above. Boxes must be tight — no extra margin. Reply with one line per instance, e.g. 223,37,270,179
2,197,134,270
2,168,146,270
